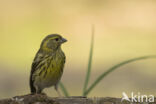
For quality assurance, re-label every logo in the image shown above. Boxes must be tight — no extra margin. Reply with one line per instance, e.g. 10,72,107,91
121,92,154,103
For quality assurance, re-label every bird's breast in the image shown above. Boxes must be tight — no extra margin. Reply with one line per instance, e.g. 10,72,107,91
41,50,65,85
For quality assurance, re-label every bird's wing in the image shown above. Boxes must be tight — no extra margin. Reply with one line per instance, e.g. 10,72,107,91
31,52,52,79
30,52,48,93
31,53,45,74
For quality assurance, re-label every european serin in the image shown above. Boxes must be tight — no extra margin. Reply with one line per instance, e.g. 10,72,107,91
29,34,67,96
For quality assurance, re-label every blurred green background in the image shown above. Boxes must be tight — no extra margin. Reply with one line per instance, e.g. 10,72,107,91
0,0,156,99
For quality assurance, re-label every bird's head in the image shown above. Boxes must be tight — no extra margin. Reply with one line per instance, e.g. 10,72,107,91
40,34,67,51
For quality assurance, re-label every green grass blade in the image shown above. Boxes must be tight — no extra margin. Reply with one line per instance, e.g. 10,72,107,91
82,25,95,96
83,55,156,96
59,82,70,97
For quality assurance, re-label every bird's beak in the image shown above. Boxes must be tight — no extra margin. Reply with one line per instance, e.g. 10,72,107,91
61,38,67,43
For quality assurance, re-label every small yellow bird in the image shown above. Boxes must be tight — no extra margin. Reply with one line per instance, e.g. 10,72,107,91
29,34,67,96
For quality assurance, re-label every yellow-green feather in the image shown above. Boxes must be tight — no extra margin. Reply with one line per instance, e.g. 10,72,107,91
30,34,66,93
32,48,65,89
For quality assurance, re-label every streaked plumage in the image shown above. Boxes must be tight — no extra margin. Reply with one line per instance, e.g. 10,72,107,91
30,34,67,95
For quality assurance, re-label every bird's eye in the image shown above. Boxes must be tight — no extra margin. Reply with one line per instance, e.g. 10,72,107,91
55,38,59,41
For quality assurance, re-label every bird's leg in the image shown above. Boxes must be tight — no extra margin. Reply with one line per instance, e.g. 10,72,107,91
35,86,46,95
55,84,62,97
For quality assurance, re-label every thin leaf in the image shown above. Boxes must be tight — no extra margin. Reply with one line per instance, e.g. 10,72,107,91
83,55,156,96
59,82,70,97
82,25,95,96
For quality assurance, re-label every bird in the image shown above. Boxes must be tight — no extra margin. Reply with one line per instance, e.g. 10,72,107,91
29,34,67,96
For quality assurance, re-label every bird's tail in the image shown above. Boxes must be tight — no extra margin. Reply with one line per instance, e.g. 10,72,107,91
29,75,36,93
